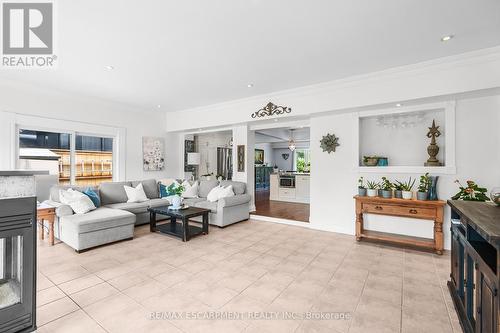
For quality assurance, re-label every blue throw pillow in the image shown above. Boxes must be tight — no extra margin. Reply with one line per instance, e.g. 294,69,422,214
83,188,100,208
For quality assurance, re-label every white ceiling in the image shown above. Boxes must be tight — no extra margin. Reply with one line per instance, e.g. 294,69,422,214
1,0,499,112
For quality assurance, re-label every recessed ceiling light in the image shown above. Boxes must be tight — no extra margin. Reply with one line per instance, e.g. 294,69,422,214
105,65,114,70
247,83,254,88
396,103,402,107
157,105,161,108
274,119,278,122
441,35,454,42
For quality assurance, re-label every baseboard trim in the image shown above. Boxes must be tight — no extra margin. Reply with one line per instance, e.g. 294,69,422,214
250,214,311,228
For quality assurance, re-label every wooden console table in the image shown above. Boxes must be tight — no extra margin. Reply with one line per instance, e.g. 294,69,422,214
37,204,56,246
354,195,446,254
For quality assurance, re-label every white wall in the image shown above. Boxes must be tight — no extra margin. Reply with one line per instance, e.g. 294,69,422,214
165,47,500,132
310,95,500,249
273,148,294,171
0,79,169,181
254,143,274,166
232,125,255,211
359,109,446,166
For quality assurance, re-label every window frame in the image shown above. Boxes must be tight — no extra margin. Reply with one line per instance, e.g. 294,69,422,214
13,115,125,185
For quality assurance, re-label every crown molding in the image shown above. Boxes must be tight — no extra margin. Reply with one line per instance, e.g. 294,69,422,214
169,46,500,115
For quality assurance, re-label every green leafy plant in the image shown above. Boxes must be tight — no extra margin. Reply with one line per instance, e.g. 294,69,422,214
396,178,416,192
168,183,184,196
366,180,379,190
380,177,393,191
358,177,366,189
452,180,490,202
418,173,431,192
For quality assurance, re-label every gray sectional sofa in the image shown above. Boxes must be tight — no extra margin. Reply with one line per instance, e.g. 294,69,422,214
46,179,251,252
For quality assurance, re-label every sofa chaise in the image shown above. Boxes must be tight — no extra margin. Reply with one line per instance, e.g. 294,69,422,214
46,179,251,252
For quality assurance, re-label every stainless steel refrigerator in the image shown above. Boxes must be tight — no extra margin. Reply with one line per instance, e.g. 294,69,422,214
217,147,233,180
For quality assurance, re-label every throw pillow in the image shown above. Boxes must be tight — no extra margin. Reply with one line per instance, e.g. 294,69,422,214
207,185,224,202
83,187,100,207
181,181,198,198
218,185,235,200
159,181,180,198
124,183,148,203
59,189,96,214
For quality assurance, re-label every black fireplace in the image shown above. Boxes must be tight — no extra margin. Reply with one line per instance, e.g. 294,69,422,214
0,197,36,333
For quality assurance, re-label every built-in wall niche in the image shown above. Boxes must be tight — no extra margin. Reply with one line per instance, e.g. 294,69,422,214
355,101,456,174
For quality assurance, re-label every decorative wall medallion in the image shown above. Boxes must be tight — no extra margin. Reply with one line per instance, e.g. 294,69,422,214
320,133,340,154
281,153,290,160
251,102,292,118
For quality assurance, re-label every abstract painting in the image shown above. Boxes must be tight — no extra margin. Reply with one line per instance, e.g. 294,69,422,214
142,137,165,171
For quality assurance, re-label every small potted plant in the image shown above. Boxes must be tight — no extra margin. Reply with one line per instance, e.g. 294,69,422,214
417,173,431,200
399,177,416,199
170,184,185,209
363,156,379,166
393,181,404,199
366,180,379,197
452,180,490,202
380,177,393,198
358,177,367,196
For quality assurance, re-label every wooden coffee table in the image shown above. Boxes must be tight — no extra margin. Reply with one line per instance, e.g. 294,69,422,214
148,206,210,242
37,203,56,246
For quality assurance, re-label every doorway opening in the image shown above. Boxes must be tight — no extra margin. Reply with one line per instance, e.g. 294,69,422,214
252,126,310,222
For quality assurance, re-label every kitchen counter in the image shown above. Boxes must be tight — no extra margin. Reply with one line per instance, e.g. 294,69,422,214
270,173,310,204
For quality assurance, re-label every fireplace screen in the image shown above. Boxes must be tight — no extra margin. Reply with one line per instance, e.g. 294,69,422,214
0,235,23,310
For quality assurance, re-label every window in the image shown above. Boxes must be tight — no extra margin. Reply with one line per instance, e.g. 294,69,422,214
18,129,114,186
18,129,72,184
75,135,113,186
294,149,311,173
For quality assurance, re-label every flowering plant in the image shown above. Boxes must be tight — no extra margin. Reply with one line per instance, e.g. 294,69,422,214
451,180,489,202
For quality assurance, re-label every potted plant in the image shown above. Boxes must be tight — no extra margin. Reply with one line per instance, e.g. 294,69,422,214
363,156,379,166
417,173,431,200
366,180,379,197
380,177,393,198
393,180,404,199
452,180,490,202
170,184,185,209
358,177,367,196
398,177,416,200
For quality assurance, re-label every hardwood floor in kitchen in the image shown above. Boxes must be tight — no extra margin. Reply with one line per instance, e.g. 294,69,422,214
252,189,310,222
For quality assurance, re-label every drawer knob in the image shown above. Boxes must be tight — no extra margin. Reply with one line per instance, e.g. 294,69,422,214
409,209,418,214
375,206,383,210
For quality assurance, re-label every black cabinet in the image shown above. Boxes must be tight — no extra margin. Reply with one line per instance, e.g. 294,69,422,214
448,200,499,333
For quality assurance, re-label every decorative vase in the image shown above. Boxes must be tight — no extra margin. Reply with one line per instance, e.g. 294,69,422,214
358,188,367,196
490,187,500,206
367,189,378,197
171,195,182,208
377,157,389,166
402,191,413,200
382,190,392,198
394,190,403,199
417,191,428,201
428,176,439,200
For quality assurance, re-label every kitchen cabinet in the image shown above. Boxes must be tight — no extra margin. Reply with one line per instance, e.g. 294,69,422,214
448,201,499,333
295,175,310,200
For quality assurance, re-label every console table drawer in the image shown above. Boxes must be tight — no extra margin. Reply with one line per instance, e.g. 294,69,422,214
363,203,436,219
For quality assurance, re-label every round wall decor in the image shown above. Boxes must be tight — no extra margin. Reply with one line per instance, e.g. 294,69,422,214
320,133,340,153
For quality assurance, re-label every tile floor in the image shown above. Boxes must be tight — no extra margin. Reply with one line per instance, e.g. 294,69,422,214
35,220,462,333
